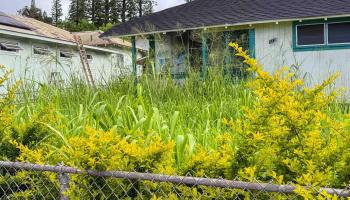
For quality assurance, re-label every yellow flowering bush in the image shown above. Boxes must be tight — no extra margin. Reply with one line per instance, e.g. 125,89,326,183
180,133,236,178
0,66,22,160
13,127,175,198
228,42,350,190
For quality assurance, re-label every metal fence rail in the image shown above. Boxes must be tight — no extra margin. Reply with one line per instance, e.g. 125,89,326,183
1,161,349,199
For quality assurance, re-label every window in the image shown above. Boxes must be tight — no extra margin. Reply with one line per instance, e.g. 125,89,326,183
86,54,93,61
60,50,74,58
294,18,350,51
33,46,51,55
0,42,22,53
116,54,124,68
328,22,350,44
297,24,325,46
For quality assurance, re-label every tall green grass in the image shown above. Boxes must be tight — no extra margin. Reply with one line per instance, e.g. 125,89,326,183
13,67,349,163
13,69,252,159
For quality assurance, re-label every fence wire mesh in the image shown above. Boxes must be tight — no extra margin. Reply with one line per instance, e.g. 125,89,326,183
0,161,349,199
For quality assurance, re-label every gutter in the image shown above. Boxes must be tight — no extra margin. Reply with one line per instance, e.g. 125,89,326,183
0,28,121,54
103,14,350,38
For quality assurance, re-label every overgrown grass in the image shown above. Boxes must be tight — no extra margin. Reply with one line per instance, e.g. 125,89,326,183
3,46,350,199
12,68,254,160
9,64,350,163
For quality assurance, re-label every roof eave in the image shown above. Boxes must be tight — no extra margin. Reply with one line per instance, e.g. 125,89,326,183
104,14,350,38
0,27,121,54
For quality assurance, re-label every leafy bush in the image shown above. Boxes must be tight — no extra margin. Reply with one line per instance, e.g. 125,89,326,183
227,43,350,196
2,43,350,198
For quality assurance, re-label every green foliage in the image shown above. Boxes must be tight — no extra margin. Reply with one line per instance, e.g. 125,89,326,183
228,43,350,196
59,19,97,32
17,0,52,24
1,42,350,198
99,22,115,32
51,0,63,26
67,0,156,28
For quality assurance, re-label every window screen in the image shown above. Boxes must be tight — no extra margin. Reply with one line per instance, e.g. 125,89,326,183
0,42,22,52
60,50,74,58
297,24,325,46
328,22,350,44
87,54,93,60
33,46,50,55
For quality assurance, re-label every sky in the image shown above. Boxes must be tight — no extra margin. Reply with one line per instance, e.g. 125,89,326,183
2,0,185,18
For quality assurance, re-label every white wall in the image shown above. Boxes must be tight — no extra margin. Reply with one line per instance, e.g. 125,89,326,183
255,22,350,97
0,34,134,87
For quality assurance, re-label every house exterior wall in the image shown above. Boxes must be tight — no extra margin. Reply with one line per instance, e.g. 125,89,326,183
135,21,350,97
254,21,350,96
154,34,173,73
0,34,135,87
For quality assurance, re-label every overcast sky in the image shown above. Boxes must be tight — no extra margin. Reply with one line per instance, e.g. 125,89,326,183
2,0,185,18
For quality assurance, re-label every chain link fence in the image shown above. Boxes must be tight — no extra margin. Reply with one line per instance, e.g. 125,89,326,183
1,161,349,199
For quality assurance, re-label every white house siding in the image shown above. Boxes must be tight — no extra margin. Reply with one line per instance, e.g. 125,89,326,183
255,22,350,97
0,34,134,88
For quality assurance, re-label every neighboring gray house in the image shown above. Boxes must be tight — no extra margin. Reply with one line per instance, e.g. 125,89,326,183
0,12,142,86
102,0,350,95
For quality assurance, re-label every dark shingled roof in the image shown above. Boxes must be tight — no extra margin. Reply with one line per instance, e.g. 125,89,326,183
102,0,350,37
0,11,31,30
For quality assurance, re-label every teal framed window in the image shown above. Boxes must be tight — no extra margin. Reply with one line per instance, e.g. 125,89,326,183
293,17,350,51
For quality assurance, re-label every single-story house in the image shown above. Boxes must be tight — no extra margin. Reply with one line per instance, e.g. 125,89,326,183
102,0,350,95
0,12,143,86
73,31,145,80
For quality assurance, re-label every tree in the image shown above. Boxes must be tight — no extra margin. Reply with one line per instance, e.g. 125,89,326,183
120,0,127,22
17,0,44,21
126,0,137,20
112,0,133,23
136,0,156,17
109,0,120,24
68,0,91,24
60,19,96,32
42,11,53,24
51,0,63,26
90,0,104,27
103,0,111,24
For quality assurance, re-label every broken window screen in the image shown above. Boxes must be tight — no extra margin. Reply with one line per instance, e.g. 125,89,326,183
60,50,74,58
328,22,350,44
87,54,93,60
0,42,22,52
297,24,325,46
33,46,50,55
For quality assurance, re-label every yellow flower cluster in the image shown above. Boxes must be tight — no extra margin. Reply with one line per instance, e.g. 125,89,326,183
228,43,350,196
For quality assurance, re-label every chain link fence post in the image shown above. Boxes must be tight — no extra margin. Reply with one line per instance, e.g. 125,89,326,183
58,165,70,200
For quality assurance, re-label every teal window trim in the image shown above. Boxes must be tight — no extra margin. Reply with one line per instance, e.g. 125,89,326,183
148,34,156,64
293,17,350,52
201,32,208,79
249,29,256,58
131,36,137,76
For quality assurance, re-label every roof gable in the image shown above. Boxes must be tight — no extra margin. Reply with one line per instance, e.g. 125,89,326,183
102,0,350,37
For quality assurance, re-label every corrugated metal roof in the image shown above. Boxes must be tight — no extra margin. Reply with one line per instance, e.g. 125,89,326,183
0,11,31,30
102,0,350,37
